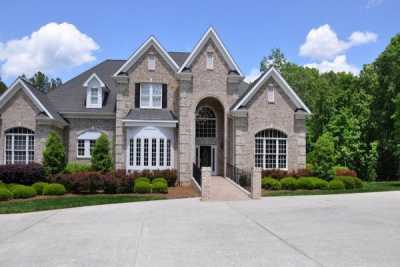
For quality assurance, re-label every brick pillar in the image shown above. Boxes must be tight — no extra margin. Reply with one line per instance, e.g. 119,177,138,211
251,167,261,199
201,167,212,201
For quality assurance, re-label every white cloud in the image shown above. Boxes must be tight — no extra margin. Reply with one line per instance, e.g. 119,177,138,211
299,24,377,61
0,22,99,78
366,0,383,8
245,67,261,83
304,55,359,75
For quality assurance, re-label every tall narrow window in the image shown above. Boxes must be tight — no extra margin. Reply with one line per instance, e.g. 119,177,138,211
151,138,157,166
129,139,134,166
267,84,275,103
196,106,216,137
136,138,141,166
148,54,156,71
5,127,35,164
166,139,171,167
206,52,214,70
159,139,164,166
255,129,287,169
144,138,149,166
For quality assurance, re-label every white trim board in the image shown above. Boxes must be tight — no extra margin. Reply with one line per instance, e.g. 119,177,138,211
122,119,178,128
83,73,106,88
113,36,179,77
178,27,243,76
232,67,311,114
0,78,54,119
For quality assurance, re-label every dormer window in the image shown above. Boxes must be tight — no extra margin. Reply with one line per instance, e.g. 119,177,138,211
206,52,214,70
148,54,156,71
84,73,105,109
267,84,275,104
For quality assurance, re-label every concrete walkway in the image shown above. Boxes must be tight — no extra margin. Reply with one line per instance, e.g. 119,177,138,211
208,176,249,201
1,192,400,266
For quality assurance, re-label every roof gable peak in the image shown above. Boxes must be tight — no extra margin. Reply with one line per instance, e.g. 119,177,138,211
178,27,243,76
83,73,105,87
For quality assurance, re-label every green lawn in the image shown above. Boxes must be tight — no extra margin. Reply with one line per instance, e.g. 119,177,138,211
263,181,400,197
0,194,166,214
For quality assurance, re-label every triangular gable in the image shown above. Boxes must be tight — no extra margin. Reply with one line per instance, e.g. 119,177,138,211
83,73,106,87
178,27,243,76
113,36,179,77
232,67,311,113
0,78,54,119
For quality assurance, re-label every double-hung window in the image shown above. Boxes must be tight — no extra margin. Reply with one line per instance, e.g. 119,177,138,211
255,129,287,169
5,127,35,164
77,131,101,158
140,83,162,108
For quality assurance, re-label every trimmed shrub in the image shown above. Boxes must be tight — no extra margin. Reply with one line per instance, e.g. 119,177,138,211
0,182,6,189
329,179,345,190
313,178,329,190
32,182,49,195
6,183,19,191
280,177,297,190
296,177,315,190
135,177,151,184
262,177,281,190
52,172,103,193
102,170,135,194
43,183,66,196
335,176,355,189
0,188,13,201
152,181,168,193
289,168,314,178
11,185,37,199
43,132,66,175
152,177,168,185
91,133,113,172
64,163,92,174
310,133,336,179
134,180,151,193
0,163,46,185
352,177,363,189
334,166,357,177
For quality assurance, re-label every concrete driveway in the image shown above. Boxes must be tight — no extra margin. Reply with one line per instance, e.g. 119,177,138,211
0,192,399,267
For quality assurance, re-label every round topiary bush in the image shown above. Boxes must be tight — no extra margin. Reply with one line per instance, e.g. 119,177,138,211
11,185,37,199
296,177,315,190
352,177,363,189
152,181,168,193
329,179,345,190
0,182,6,189
335,176,355,189
262,177,281,190
313,178,329,190
134,180,151,193
32,182,49,195
152,177,168,186
43,183,66,196
135,177,151,184
0,188,13,201
280,177,297,190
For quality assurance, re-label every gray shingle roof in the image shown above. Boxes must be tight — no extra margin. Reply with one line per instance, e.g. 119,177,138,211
168,52,190,67
20,78,67,124
124,109,178,121
47,60,125,114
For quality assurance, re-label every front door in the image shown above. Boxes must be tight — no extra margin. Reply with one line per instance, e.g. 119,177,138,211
196,145,216,175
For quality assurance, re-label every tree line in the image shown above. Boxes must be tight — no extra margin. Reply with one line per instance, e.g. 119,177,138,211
261,34,400,180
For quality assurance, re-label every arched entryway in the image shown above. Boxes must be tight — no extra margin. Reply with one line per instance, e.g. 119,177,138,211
194,97,224,176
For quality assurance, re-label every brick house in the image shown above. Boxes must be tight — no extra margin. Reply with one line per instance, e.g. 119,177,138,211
0,27,310,185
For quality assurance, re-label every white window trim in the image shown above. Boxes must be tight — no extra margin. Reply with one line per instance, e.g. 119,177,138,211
4,130,34,164
84,73,105,109
77,131,101,159
255,135,288,170
140,83,162,109
206,52,214,70
148,54,156,71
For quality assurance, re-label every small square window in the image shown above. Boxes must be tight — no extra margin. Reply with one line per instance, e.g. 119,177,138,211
148,54,156,71
206,52,214,70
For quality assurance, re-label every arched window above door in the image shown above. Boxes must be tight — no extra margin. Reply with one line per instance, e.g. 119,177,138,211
196,106,216,137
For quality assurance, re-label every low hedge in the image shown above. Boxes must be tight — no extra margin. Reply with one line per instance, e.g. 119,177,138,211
152,181,168,193
296,177,315,190
329,179,345,190
0,163,46,185
262,177,281,190
134,180,152,193
135,177,151,184
64,163,92,174
0,188,13,201
43,183,66,196
280,177,297,190
333,166,357,177
32,182,49,195
335,176,355,189
152,177,168,185
11,185,37,199
313,178,329,190
52,172,103,193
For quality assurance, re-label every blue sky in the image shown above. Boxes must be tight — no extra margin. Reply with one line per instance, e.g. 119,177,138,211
0,0,398,85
